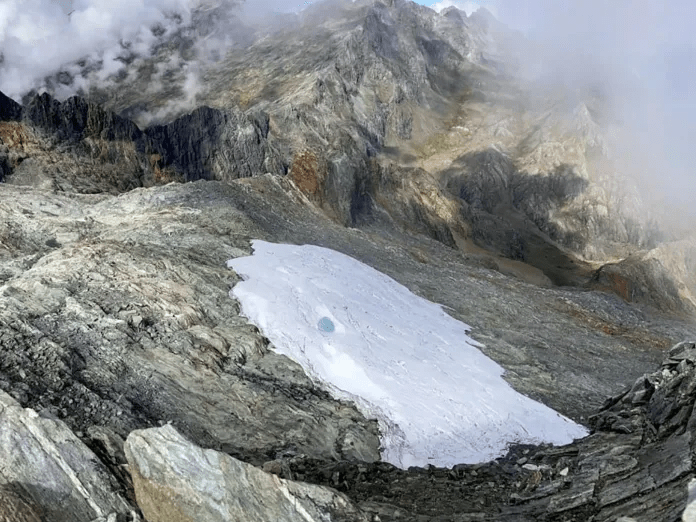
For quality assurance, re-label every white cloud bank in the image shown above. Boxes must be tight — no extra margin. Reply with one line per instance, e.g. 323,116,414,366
228,241,587,468
0,0,316,103
0,0,201,101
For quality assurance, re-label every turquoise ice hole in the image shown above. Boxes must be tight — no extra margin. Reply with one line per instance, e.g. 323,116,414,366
318,317,335,333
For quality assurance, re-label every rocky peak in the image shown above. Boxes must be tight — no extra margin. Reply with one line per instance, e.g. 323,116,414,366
440,5,468,23
23,93,144,145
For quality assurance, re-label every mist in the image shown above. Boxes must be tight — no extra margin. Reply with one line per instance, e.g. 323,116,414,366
0,0,318,105
1,0,694,227
505,0,695,209
501,1,694,224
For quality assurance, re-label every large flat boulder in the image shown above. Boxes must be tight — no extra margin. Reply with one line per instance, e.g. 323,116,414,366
125,424,370,522
0,391,132,521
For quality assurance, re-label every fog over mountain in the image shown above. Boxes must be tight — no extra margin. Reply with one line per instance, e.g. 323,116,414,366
500,0,696,221
4,0,694,222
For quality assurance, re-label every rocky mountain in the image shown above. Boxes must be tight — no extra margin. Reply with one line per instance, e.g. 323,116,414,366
1,0,696,520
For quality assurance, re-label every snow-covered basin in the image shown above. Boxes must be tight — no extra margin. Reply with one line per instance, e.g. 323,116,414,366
228,240,587,468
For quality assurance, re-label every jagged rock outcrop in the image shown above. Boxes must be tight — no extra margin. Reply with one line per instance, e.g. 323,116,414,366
0,91,283,193
0,91,22,122
125,424,370,522
24,93,144,144
30,0,682,314
144,105,285,181
0,93,169,192
0,390,133,521
1,1,690,314
589,240,696,316
257,341,696,521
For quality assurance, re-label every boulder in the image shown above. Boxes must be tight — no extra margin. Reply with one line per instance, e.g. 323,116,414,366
124,424,370,522
0,486,41,522
0,391,133,521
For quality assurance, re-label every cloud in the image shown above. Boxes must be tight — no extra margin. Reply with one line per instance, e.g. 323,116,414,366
3,0,694,224
0,0,205,101
485,0,696,222
0,0,329,107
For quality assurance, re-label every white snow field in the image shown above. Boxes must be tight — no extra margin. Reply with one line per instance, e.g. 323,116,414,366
228,240,588,468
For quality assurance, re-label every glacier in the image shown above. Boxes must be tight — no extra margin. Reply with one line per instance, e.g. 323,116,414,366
228,240,587,468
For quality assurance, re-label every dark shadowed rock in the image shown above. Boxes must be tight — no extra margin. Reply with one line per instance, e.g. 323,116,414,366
0,391,133,521
0,91,22,122
272,341,696,522
144,106,284,181
24,93,144,144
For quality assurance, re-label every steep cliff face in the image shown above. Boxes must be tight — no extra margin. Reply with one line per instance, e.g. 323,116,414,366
144,105,285,181
0,93,165,192
0,92,286,193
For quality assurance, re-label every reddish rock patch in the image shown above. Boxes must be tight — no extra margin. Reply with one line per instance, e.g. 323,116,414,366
290,150,325,201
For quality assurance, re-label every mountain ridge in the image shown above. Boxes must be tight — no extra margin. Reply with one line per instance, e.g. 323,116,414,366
1,0,696,519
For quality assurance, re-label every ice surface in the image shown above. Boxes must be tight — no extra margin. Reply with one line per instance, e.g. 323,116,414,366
228,240,588,468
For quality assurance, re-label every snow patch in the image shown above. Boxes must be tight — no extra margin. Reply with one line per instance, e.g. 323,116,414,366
228,240,587,468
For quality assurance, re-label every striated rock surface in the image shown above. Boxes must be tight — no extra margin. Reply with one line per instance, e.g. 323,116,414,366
266,341,696,521
125,424,370,522
0,180,382,471
0,94,171,193
0,91,282,193
0,391,133,521
144,105,285,181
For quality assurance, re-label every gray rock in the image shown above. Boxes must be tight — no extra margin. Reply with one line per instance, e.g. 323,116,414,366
144,105,285,182
0,486,41,522
0,390,132,521
124,424,370,522
23,93,143,144
279,342,696,521
0,180,382,472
